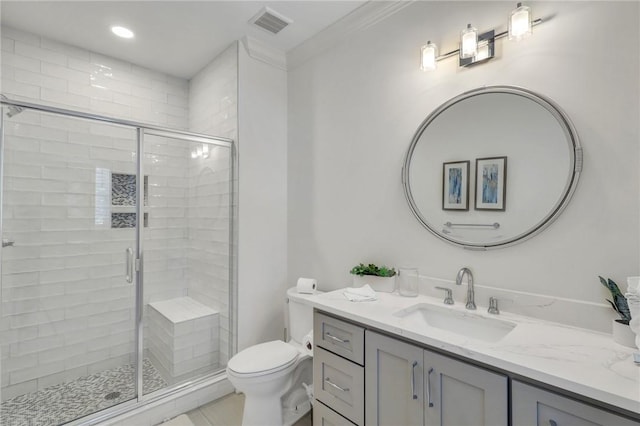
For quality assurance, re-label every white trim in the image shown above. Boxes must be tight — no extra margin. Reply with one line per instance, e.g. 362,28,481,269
241,36,287,70
287,1,414,70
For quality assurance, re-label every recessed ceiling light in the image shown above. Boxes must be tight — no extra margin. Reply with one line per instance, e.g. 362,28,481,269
111,26,134,39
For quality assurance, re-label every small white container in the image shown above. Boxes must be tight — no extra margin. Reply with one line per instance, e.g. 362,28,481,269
352,275,396,293
612,319,637,348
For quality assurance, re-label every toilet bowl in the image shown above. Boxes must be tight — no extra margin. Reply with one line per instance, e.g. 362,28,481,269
226,287,319,426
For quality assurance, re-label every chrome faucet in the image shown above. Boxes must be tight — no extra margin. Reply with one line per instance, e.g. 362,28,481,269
456,267,476,310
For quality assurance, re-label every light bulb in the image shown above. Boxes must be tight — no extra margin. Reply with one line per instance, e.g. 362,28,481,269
420,41,438,71
509,2,532,40
460,24,478,59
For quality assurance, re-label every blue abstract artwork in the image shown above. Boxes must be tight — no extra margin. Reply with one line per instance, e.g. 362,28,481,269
443,161,469,210
482,164,500,204
448,168,463,204
475,156,506,211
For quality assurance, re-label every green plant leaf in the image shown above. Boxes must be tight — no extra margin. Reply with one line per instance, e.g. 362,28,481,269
350,263,396,277
599,276,630,321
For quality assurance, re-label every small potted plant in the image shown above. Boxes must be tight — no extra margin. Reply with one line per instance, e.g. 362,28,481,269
350,263,397,293
599,276,635,347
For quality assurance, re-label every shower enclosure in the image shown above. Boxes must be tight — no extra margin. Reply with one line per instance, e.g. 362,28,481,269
0,97,235,425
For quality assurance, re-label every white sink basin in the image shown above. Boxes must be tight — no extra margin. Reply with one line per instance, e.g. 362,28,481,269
393,303,517,343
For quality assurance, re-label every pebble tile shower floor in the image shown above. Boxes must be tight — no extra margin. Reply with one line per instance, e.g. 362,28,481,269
1,359,167,426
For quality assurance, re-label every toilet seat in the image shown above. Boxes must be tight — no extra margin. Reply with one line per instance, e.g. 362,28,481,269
227,340,299,378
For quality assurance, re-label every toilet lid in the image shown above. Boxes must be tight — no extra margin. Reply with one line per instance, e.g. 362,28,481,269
227,340,299,376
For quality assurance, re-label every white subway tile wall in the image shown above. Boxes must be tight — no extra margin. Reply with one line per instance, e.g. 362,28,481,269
188,43,238,366
148,297,219,385
0,26,236,404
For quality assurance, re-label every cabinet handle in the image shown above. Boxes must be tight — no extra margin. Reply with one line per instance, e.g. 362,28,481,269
125,248,134,284
325,377,349,393
411,361,418,400
549,421,558,426
426,367,434,408
325,332,350,344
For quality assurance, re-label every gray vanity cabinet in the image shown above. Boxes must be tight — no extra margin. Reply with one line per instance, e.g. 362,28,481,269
315,311,639,426
314,312,365,425
365,330,508,426
423,349,508,426
365,330,424,425
512,381,639,426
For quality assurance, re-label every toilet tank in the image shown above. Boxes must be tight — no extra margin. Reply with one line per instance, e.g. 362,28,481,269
286,287,321,344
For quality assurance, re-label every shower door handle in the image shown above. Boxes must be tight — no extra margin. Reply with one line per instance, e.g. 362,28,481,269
125,248,134,283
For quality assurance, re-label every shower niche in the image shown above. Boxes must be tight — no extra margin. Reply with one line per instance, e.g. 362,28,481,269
111,173,149,228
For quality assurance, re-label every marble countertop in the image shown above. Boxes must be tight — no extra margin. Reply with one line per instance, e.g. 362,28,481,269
308,289,640,415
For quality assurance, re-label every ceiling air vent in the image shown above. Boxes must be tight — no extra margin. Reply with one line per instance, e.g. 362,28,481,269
250,7,292,35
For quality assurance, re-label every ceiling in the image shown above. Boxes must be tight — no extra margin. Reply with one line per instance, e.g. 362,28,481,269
0,1,367,79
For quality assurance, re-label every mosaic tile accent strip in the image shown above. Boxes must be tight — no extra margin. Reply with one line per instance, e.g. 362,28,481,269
0,359,167,426
112,173,136,206
111,174,148,206
111,213,148,228
112,212,136,228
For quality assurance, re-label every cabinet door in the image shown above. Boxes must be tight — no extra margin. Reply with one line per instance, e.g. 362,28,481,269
365,330,424,426
424,349,508,426
512,380,639,426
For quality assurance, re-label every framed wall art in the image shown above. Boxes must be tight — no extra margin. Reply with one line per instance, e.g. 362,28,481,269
475,156,507,211
443,160,470,211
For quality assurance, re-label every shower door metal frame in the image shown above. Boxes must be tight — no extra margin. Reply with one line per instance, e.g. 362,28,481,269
0,96,237,423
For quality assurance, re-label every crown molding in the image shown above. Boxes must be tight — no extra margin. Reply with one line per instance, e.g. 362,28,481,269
287,1,414,70
241,36,287,71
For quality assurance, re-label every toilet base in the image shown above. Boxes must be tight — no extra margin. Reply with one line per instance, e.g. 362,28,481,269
283,400,311,426
241,394,284,426
282,385,312,426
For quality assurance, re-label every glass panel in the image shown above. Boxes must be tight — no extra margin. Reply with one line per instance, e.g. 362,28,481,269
0,107,139,424
143,133,232,393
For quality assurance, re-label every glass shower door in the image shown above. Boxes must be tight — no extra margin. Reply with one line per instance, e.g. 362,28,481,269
0,107,140,424
142,131,233,394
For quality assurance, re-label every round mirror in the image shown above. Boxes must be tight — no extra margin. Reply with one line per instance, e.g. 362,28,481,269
403,86,582,250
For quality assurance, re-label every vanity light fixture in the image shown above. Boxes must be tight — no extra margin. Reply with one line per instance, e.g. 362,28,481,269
459,24,478,59
509,2,532,40
420,2,540,71
420,41,439,71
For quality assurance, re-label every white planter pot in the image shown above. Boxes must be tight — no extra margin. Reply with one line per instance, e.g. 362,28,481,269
352,275,396,293
612,319,636,348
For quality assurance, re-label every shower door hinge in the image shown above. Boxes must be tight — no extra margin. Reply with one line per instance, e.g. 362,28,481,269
135,259,141,272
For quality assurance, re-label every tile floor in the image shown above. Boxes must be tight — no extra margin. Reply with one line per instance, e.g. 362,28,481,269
180,393,312,426
0,359,166,426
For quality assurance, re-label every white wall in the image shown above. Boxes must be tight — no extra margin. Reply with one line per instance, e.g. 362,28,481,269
237,40,288,350
287,2,639,310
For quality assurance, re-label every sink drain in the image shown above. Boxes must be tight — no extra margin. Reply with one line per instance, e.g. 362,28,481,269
104,391,121,400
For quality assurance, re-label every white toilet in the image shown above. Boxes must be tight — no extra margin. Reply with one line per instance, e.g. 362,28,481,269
226,287,319,426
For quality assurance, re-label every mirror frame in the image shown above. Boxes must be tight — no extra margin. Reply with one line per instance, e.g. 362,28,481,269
402,86,582,250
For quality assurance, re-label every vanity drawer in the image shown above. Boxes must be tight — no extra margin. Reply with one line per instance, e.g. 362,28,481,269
314,311,365,365
314,346,364,425
313,401,357,426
